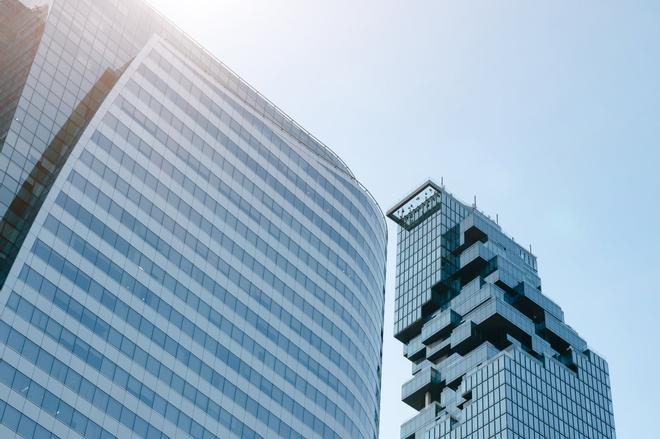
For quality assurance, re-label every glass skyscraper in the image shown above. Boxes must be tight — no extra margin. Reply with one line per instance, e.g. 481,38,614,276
388,181,615,439
0,1,388,438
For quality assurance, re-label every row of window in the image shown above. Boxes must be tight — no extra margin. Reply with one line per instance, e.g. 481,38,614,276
6,292,257,439
146,50,386,252
110,96,382,346
427,415,508,439
107,96,382,321
433,351,614,439
73,139,377,388
504,371,613,433
0,397,59,439
508,350,612,414
0,360,116,439
24,232,359,439
509,373,610,423
0,316,173,439
41,194,370,435
150,46,382,231
394,206,463,334
13,0,127,155
23,244,344,438
79,130,378,394
92,110,381,361
51,187,365,428
121,73,384,293
424,354,507,439
137,57,384,268
54,183,372,420
464,389,507,425
116,79,384,328
149,29,375,233
507,398,609,439
66,156,376,410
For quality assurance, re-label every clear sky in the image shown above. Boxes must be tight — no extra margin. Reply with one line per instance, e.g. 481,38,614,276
149,1,659,437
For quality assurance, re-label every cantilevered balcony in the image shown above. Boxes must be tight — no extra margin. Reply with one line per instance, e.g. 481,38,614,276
404,334,426,362
426,338,452,362
453,213,489,254
516,281,564,321
457,242,494,282
463,296,536,348
412,359,435,375
402,366,442,410
537,313,588,352
421,309,461,345
401,401,443,439
441,342,500,385
450,321,480,353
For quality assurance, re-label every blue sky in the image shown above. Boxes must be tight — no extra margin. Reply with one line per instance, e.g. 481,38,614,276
151,1,659,436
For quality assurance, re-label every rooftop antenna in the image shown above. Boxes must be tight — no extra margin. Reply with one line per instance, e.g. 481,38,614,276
496,214,499,225
441,176,444,188
473,195,477,209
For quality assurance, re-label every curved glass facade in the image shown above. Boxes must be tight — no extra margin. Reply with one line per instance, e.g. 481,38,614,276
0,2,387,438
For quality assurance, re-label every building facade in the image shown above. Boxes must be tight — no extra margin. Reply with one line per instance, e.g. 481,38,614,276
0,1,388,438
388,181,615,439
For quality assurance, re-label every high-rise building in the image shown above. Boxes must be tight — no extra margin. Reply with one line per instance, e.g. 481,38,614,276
0,1,388,438
388,181,615,439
